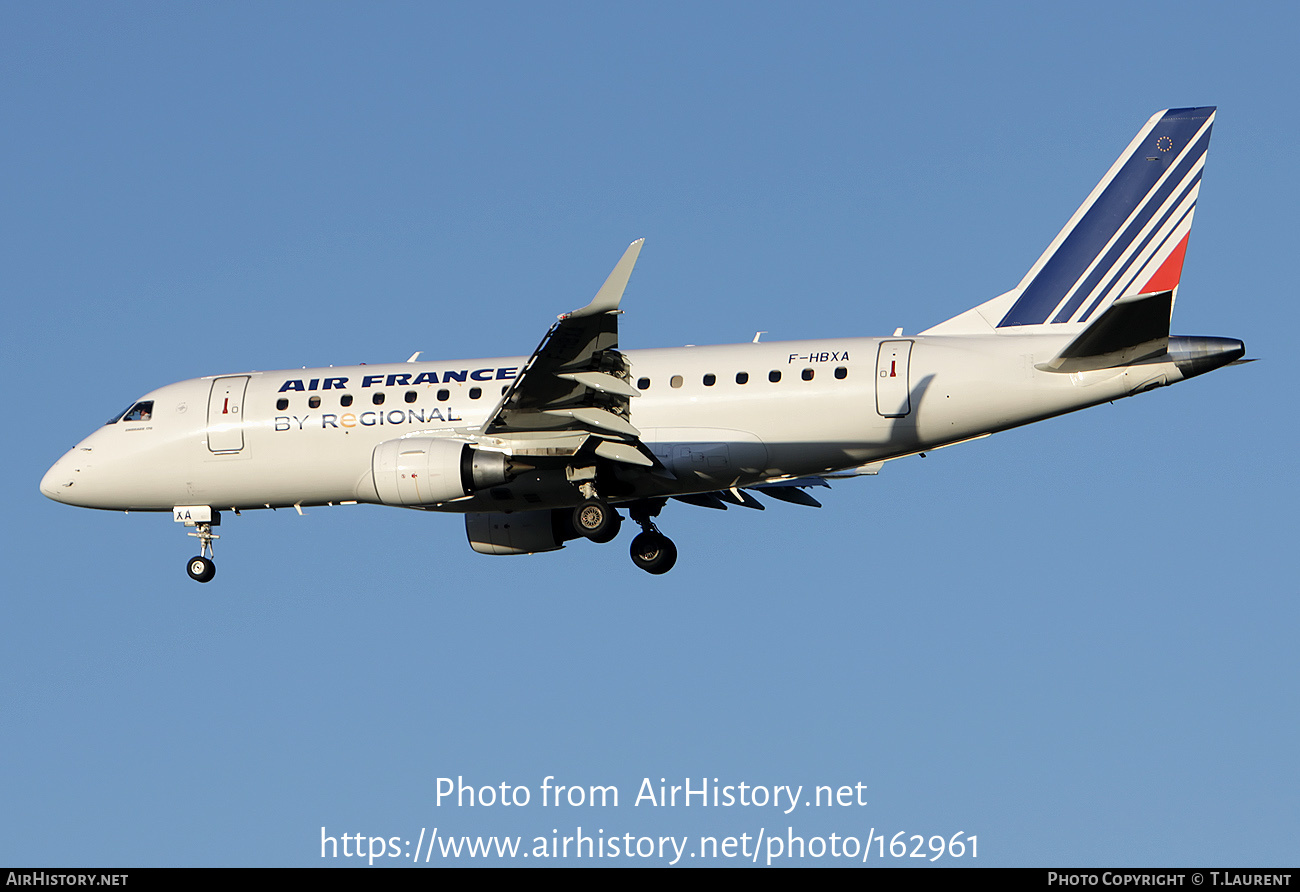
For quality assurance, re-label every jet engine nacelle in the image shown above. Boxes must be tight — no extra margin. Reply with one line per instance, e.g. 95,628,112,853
372,438,513,506
465,510,570,555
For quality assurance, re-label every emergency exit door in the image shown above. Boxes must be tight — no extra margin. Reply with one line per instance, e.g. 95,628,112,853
875,341,913,417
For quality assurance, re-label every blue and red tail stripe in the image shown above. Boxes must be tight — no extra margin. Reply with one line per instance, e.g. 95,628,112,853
998,107,1215,328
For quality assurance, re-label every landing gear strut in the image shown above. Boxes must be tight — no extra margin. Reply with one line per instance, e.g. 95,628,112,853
565,470,676,571
569,469,622,544
627,499,677,575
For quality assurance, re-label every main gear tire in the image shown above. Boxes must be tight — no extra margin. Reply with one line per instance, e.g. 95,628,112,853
574,499,616,542
629,531,677,575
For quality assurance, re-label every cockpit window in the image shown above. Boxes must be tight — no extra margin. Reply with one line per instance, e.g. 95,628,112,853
120,401,154,423
106,400,153,425
106,404,134,425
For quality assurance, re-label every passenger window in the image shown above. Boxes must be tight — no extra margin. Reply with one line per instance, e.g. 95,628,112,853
340,394,354,407
670,375,683,388
404,391,417,403
834,367,848,380
736,372,749,384
121,401,154,422
372,392,385,405
469,387,482,400
802,368,814,381
703,374,716,386
637,377,651,390
276,398,289,411
769,370,781,383
309,396,321,408
437,388,449,401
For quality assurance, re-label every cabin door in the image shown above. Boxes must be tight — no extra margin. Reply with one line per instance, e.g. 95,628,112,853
207,376,250,453
875,341,913,417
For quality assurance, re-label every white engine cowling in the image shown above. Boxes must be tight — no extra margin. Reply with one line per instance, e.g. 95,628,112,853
466,510,566,555
372,438,512,506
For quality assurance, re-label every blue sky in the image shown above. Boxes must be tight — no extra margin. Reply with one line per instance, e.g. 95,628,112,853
4,2,1295,866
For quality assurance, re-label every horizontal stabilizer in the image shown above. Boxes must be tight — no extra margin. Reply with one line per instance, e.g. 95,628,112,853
1038,290,1172,372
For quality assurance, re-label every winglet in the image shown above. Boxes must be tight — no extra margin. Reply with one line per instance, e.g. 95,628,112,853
561,238,645,319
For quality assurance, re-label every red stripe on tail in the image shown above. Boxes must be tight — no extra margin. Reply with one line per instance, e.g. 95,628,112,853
1141,233,1190,294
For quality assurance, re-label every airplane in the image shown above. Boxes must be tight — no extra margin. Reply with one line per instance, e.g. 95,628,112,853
41,107,1245,581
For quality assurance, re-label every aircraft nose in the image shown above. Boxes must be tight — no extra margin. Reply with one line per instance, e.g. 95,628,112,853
40,451,81,503
39,449,94,507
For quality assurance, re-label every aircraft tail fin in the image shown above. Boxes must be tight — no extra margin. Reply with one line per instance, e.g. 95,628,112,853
923,108,1215,336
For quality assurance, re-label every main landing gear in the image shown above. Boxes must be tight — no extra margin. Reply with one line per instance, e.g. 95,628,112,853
570,484,678,574
626,500,676,575
629,530,677,575
573,498,621,544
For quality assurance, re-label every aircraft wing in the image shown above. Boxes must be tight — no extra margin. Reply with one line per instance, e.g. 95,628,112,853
478,239,657,467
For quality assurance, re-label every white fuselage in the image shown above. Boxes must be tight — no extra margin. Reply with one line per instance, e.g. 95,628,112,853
38,109,1243,579
40,331,1194,514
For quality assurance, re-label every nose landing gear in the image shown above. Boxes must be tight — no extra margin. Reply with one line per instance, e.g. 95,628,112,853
175,507,220,583
186,554,216,583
